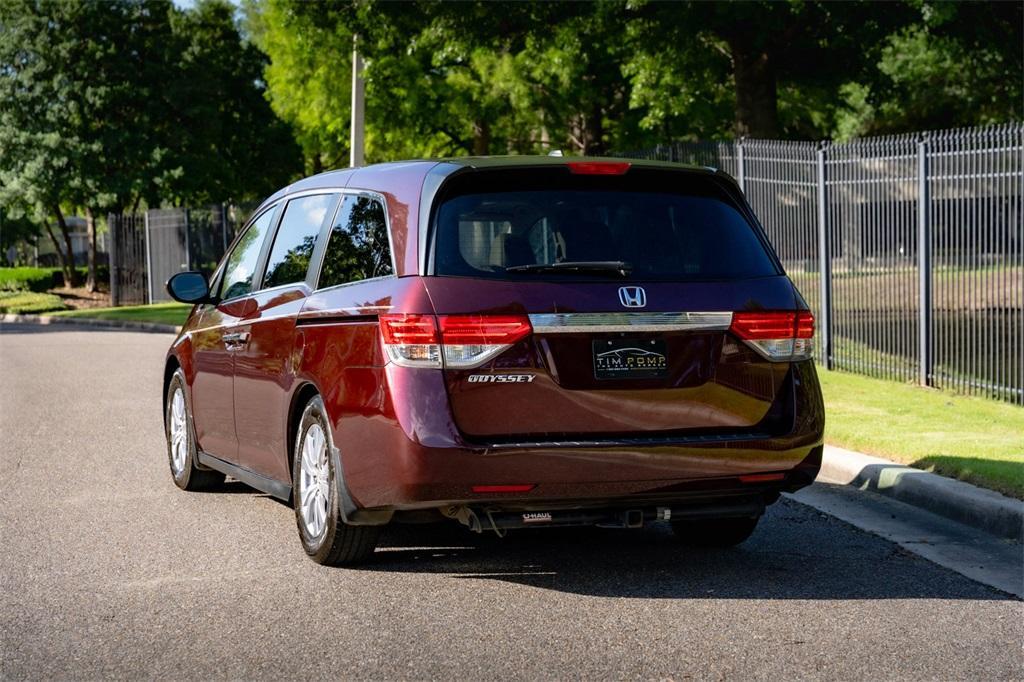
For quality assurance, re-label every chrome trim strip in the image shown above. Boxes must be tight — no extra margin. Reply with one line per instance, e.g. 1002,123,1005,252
528,312,733,334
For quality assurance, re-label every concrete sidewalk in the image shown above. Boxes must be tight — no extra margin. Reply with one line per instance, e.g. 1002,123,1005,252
818,445,1023,541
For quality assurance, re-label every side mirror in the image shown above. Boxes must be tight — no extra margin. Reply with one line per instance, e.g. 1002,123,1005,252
166,271,213,304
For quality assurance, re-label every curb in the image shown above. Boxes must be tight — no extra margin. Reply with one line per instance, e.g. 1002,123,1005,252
1,313,180,335
818,445,1023,541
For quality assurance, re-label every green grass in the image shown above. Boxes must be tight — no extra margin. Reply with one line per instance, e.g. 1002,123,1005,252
48,302,192,326
0,291,68,314
817,368,1024,498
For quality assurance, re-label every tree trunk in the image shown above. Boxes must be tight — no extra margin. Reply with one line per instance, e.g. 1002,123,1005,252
85,207,98,292
54,201,79,286
472,119,491,156
729,39,779,138
52,204,80,288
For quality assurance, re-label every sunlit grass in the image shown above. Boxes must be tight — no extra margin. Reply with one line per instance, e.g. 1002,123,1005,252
49,302,192,326
817,367,1024,498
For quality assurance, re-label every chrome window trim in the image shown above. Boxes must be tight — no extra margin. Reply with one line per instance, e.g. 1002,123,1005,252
306,188,399,290
261,192,339,292
312,273,396,295
528,312,733,334
217,202,283,302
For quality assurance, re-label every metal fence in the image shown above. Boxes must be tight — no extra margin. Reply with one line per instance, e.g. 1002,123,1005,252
624,123,1023,404
108,205,242,306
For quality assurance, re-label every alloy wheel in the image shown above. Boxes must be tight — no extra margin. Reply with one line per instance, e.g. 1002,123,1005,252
169,387,188,476
298,423,330,540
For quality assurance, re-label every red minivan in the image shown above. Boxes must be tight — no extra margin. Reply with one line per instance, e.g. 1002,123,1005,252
164,157,824,565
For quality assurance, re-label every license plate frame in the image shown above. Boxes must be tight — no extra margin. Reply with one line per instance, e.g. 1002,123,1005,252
593,338,668,380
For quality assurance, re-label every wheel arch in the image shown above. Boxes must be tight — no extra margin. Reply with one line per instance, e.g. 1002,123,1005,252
287,381,323,480
287,380,392,526
163,354,181,420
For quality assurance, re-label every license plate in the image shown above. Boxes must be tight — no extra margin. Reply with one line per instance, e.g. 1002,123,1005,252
593,339,668,380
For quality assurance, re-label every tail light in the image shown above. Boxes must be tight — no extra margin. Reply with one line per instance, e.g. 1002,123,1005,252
730,311,814,362
379,314,532,369
378,314,441,367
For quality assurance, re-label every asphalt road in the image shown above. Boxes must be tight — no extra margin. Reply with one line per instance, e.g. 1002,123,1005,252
1,322,1021,680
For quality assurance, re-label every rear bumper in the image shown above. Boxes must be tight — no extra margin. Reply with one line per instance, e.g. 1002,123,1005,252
331,361,824,512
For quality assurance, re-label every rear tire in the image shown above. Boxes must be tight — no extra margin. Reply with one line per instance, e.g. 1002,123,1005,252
165,369,225,492
671,516,760,547
293,395,381,566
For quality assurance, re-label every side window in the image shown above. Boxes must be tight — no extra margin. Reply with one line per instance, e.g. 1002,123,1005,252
262,194,334,289
318,195,393,289
219,207,275,301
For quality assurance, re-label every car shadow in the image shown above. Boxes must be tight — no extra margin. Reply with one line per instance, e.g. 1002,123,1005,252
220,469,1014,601
341,498,1017,601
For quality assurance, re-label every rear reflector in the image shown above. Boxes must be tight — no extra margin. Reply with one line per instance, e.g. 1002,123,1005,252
567,161,631,175
380,313,532,369
730,311,814,362
471,484,536,494
739,473,787,484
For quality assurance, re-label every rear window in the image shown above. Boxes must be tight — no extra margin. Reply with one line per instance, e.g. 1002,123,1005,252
432,168,779,281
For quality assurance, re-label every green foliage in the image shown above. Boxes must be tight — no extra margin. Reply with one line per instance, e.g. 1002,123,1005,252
0,267,59,293
246,0,1021,169
0,266,105,292
166,0,302,204
836,2,1023,138
0,291,67,314
244,0,356,173
0,0,302,272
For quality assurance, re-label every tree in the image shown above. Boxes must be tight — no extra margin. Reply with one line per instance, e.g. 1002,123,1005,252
626,1,919,140
245,0,358,173
166,0,301,202
836,1,1024,137
1,0,302,290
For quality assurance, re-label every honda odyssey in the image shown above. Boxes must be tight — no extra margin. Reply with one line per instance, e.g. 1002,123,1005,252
163,157,824,565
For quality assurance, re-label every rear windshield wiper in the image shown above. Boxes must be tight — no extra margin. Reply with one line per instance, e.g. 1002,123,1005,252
505,261,633,277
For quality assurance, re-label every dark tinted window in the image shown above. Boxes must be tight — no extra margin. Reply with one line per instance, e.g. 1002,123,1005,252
262,194,334,289
318,196,393,289
220,207,275,300
433,170,778,281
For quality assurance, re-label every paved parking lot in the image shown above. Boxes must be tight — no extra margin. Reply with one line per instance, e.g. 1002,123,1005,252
1,323,1021,680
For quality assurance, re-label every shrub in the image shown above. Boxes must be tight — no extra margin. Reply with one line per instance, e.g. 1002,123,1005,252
0,291,68,314
0,267,58,292
0,266,110,291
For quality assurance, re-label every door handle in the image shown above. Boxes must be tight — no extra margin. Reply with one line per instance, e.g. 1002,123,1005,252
223,331,250,349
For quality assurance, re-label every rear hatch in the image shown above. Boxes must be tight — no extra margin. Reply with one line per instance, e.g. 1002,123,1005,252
419,163,810,441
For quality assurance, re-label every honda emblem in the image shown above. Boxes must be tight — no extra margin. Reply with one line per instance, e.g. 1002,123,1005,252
618,286,646,308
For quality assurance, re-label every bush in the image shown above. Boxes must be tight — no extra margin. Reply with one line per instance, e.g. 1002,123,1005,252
0,265,110,291
0,291,68,314
0,267,58,292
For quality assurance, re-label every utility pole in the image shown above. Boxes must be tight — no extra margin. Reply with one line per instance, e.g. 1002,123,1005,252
350,33,365,168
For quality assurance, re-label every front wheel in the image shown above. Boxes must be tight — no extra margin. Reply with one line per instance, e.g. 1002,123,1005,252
293,395,381,566
671,516,760,547
165,369,224,492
